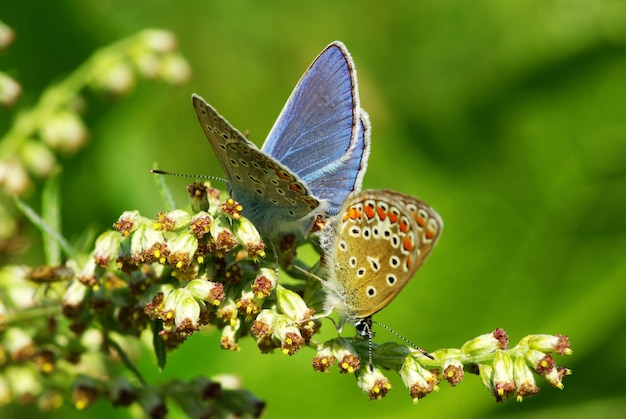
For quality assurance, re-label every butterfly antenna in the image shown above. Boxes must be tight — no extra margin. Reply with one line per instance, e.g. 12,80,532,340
150,169,226,183
372,320,434,360
367,333,374,372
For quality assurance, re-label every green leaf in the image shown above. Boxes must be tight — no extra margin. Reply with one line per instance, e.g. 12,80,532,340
152,319,167,370
41,169,62,265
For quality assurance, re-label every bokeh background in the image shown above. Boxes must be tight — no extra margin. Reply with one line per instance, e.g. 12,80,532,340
3,0,626,417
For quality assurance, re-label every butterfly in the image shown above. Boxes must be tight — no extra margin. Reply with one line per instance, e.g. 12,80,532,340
192,41,370,239
320,189,443,340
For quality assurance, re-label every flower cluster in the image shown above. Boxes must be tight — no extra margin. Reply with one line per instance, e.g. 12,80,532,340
1,177,574,413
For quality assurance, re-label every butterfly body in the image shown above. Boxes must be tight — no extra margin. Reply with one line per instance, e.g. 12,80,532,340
321,190,443,332
193,42,370,239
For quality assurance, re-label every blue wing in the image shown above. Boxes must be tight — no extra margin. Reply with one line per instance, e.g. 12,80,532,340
305,110,370,216
262,41,368,215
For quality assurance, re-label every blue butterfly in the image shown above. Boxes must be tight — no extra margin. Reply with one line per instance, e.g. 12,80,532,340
193,41,370,238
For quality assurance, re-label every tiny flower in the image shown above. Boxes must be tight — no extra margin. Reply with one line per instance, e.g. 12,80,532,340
113,210,143,237
154,209,191,232
134,52,160,79
220,318,241,351
525,349,555,376
158,53,192,85
37,390,64,411
165,231,198,270
526,334,572,356
40,109,89,155
512,356,540,401
32,349,56,375
141,29,177,53
357,367,392,400
251,310,276,339
0,157,31,195
0,72,21,107
276,285,314,323
215,298,239,327
76,257,99,288
331,339,361,374
93,230,123,267
72,377,100,410
6,365,42,402
5,328,35,361
143,285,173,319
61,279,89,318
236,289,262,319
92,58,135,96
163,288,201,333
251,268,277,298
400,356,440,403
20,141,57,177
543,366,570,389
233,217,265,260
130,223,168,264
187,181,210,213
0,21,15,50
442,358,465,387
312,343,336,372
210,215,238,256
270,314,305,356
492,350,515,402
461,328,508,356
190,211,212,239
221,198,243,220
186,279,225,306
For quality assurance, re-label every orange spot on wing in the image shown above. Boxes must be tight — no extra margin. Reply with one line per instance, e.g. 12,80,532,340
347,207,362,221
405,256,413,269
403,237,413,251
364,203,375,219
289,182,305,193
425,227,437,240
276,170,293,180
415,214,426,227
399,220,409,233
376,206,387,221
388,211,398,223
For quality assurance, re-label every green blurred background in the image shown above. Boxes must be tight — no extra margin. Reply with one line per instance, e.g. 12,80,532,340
3,0,626,417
